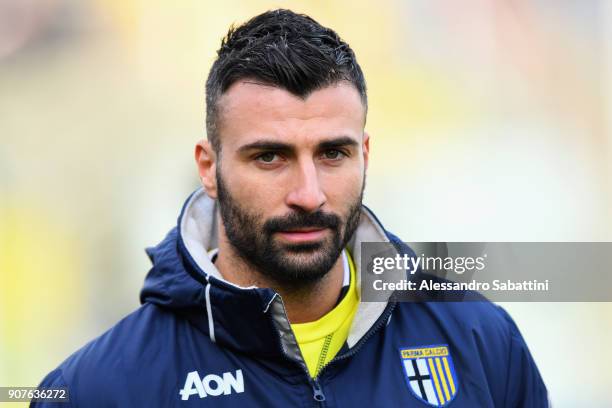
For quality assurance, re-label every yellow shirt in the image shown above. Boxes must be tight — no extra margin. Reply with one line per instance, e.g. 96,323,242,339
291,249,359,378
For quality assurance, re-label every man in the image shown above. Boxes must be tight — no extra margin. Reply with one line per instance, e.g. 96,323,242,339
34,9,548,407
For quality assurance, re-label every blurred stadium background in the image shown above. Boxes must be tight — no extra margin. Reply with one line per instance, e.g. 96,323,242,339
1,0,611,406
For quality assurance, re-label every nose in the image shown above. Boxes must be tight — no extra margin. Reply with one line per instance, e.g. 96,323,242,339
285,158,327,212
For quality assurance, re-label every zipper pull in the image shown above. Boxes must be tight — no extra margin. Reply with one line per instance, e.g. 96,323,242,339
312,380,326,402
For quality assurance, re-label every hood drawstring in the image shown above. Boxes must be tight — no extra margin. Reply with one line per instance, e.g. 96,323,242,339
204,276,216,343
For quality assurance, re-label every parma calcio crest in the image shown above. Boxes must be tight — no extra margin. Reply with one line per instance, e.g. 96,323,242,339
399,344,458,406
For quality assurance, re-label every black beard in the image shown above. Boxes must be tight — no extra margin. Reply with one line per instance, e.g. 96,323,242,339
215,169,364,291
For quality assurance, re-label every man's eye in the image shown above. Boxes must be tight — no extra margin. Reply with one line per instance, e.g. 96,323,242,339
256,152,278,163
323,149,344,160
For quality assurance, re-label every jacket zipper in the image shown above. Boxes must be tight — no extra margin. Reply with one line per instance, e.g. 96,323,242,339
312,379,326,403
267,295,329,405
314,300,397,380
270,298,397,406
306,236,404,399
273,328,328,406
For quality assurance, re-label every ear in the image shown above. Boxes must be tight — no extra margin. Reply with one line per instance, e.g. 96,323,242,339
195,139,218,199
362,131,370,171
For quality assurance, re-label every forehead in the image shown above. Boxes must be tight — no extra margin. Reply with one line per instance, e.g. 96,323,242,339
215,81,365,148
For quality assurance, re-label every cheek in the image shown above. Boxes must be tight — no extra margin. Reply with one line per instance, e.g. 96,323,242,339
321,168,364,206
225,169,286,212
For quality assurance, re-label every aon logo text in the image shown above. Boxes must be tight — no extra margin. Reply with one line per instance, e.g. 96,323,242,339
179,369,244,401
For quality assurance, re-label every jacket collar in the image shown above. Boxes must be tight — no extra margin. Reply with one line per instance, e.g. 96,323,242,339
167,188,399,358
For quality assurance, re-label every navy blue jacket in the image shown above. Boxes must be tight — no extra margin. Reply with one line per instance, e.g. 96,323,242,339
34,189,548,407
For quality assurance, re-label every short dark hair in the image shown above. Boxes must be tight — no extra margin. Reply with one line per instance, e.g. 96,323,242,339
205,9,367,153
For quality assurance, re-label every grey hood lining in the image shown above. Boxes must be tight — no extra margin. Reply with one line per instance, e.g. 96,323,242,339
179,188,398,348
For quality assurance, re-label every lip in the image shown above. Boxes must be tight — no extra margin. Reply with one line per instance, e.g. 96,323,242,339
275,228,329,243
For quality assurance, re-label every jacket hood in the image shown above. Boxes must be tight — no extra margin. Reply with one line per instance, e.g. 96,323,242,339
140,188,402,358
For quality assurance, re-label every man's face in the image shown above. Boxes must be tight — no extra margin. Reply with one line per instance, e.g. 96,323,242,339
208,80,369,288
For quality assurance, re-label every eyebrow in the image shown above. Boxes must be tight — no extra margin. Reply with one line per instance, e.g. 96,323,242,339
237,136,359,154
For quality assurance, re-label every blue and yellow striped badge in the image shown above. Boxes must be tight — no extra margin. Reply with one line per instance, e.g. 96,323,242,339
399,345,458,406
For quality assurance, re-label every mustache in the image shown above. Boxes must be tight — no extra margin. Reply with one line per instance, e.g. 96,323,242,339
264,210,341,233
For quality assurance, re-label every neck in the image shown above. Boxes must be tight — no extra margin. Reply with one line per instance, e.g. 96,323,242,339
214,226,345,324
